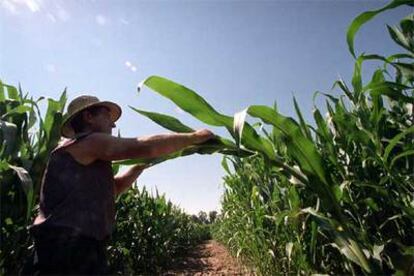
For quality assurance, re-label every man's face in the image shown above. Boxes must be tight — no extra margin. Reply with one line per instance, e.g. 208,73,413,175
88,106,116,135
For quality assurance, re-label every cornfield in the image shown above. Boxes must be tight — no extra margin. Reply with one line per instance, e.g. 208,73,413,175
128,1,414,274
109,186,210,274
0,83,66,273
1,0,413,275
0,84,209,274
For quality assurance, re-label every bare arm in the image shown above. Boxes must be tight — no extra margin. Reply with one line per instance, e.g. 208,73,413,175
81,129,214,162
114,164,148,195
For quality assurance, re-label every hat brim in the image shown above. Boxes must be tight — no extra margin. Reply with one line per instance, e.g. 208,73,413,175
61,101,122,138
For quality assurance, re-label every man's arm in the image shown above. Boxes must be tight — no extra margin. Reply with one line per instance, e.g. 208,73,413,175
81,129,214,162
114,164,148,195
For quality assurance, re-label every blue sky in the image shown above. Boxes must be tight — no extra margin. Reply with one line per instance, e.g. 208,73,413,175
1,0,410,214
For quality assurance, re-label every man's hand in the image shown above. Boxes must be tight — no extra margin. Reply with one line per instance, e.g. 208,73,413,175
192,129,215,144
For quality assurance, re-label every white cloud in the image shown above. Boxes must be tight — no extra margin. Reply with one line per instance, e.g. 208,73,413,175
56,6,70,22
2,0,42,13
25,0,40,13
120,18,129,25
96,14,106,26
45,64,56,73
91,38,103,47
1,0,72,24
46,12,56,22
125,61,137,72
1,1,17,14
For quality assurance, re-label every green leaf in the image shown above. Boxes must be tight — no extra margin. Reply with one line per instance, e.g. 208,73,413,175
114,139,252,167
221,156,232,175
0,120,18,157
0,80,5,102
247,105,327,184
390,149,414,169
332,79,354,102
288,186,300,209
365,197,380,211
352,55,364,97
301,208,372,273
313,108,331,142
39,96,66,155
59,89,67,109
365,80,413,103
138,76,229,127
138,76,275,158
387,24,413,53
383,125,414,164
346,0,412,58
5,84,19,100
129,106,194,133
333,185,343,201
0,160,10,172
393,62,414,82
8,164,34,221
387,53,414,61
293,96,312,140
5,218,13,225
400,13,414,34
1,105,32,120
43,98,62,139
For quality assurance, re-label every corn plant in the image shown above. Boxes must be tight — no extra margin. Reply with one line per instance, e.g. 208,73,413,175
0,82,67,274
108,186,210,274
130,1,413,274
0,82,211,274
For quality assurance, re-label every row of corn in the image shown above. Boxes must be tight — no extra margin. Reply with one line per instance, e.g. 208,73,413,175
0,82,210,274
127,1,414,274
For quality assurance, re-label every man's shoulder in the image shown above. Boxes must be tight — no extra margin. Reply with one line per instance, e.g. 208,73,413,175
56,132,114,165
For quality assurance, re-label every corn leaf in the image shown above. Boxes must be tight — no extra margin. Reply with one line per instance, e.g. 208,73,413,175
114,139,252,167
384,125,414,164
390,150,414,169
347,0,412,58
129,106,195,133
246,105,327,184
0,120,18,157
300,208,372,273
0,80,6,102
5,84,19,100
138,76,229,127
293,96,312,140
352,55,364,97
387,24,413,53
138,75,275,158
8,164,34,222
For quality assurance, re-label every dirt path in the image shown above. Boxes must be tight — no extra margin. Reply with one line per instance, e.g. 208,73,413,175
163,240,252,275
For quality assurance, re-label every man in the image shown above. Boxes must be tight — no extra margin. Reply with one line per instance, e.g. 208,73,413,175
29,95,214,274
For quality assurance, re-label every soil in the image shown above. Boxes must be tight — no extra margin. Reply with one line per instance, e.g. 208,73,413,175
163,240,253,276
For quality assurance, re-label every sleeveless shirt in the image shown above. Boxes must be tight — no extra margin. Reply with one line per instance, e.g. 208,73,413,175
31,132,115,241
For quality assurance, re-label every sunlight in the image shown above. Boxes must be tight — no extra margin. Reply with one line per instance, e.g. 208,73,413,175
125,60,138,72
95,14,107,26
23,0,40,12
1,0,71,23
2,0,42,13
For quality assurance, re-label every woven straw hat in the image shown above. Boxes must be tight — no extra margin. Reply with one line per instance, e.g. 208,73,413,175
61,95,122,138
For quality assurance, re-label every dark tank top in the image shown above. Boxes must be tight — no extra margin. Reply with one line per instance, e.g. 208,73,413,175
31,132,115,240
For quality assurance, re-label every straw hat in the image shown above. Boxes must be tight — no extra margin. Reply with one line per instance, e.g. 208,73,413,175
61,95,122,138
